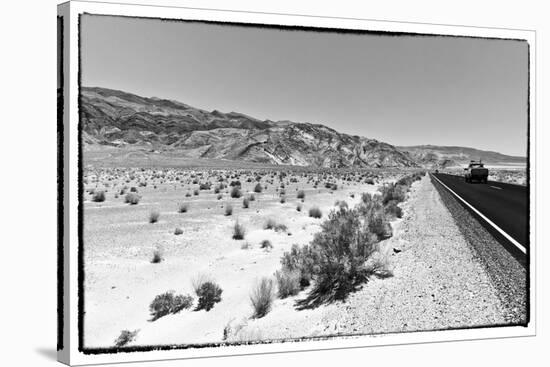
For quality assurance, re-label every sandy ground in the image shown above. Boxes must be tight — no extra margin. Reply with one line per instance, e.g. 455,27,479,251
228,175,508,340
83,172,379,347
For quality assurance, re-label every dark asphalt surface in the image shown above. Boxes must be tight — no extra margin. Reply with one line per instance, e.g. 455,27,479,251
432,173,529,254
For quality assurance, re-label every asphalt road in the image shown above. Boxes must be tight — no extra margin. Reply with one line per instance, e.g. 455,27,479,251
431,173,529,255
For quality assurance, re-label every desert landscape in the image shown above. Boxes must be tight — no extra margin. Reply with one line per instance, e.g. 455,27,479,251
80,87,528,349
77,15,529,351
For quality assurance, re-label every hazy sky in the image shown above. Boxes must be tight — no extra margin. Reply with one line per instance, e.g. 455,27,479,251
81,15,529,156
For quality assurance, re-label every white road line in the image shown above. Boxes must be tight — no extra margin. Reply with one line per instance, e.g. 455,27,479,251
431,174,526,254
490,185,502,190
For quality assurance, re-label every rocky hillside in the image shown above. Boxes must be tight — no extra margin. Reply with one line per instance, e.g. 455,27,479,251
80,87,417,168
398,145,526,168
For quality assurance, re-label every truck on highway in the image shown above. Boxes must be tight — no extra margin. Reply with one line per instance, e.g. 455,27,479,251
464,160,489,183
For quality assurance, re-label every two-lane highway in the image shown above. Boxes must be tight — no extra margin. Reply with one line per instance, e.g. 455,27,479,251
431,173,529,255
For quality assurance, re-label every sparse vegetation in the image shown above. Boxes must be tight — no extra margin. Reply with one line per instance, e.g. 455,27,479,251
174,227,183,235
260,239,273,250
151,248,163,263
92,190,106,202
275,269,301,298
124,192,140,205
114,329,139,347
250,277,275,318
242,197,250,208
297,190,305,200
254,183,263,193
149,291,193,321
232,221,246,240
230,186,242,198
149,210,160,223
195,281,223,311
225,203,233,216
177,202,188,213
308,206,322,218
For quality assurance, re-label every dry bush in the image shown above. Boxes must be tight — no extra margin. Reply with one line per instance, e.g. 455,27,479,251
151,247,163,263
114,329,139,347
250,277,275,318
149,291,193,321
230,186,242,198
92,190,106,202
260,239,273,250
174,227,183,235
232,221,246,240
149,210,160,223
124,192,140,205
225,203,233,216
195,281,223,311
296,203,302,212
297,190,305,200
254,183,263,193
308,206,322,218
242,197,250,208
275,269,301,298
177,202,188,213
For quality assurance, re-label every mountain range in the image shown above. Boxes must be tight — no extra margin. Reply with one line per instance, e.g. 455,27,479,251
80,87,525,169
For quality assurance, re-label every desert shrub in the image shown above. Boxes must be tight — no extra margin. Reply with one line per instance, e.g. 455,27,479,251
214,186,221,194
199,182,211,190
296,203,302,212
297,190,305,200
260,239,273,250
250,277,275,318
248,194,255,201
172,294,194,313
124,192,140,205
114,329,139,347
308,206,322,218
193,189,199,196
217,193,223,200
275,269,301,298
92,190,106,202
185,191,192,197
151,248,163,263
149,291,193,321
241,241,252,250
225,203,233,216
254,183,263,193
334,200,349,210
280,244,319,288
229,180,242,187
230,186,242,198
279,196,286,204
242,197,250,208
195,281,223,311
384,200,403,218
264,218,277,230
177,202,188,213
149,210,160,223
305,208,378,303
174,227,183,235
264,219,287,232
130,187,138,192
232,221,246,240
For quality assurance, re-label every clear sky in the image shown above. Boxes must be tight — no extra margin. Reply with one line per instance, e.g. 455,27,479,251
81,14,529,157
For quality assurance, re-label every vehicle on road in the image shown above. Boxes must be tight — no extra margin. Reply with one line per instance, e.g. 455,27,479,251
464,160,489,183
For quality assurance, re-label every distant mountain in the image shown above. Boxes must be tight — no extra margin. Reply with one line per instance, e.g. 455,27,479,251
80,87,418,168
398,145,526,168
